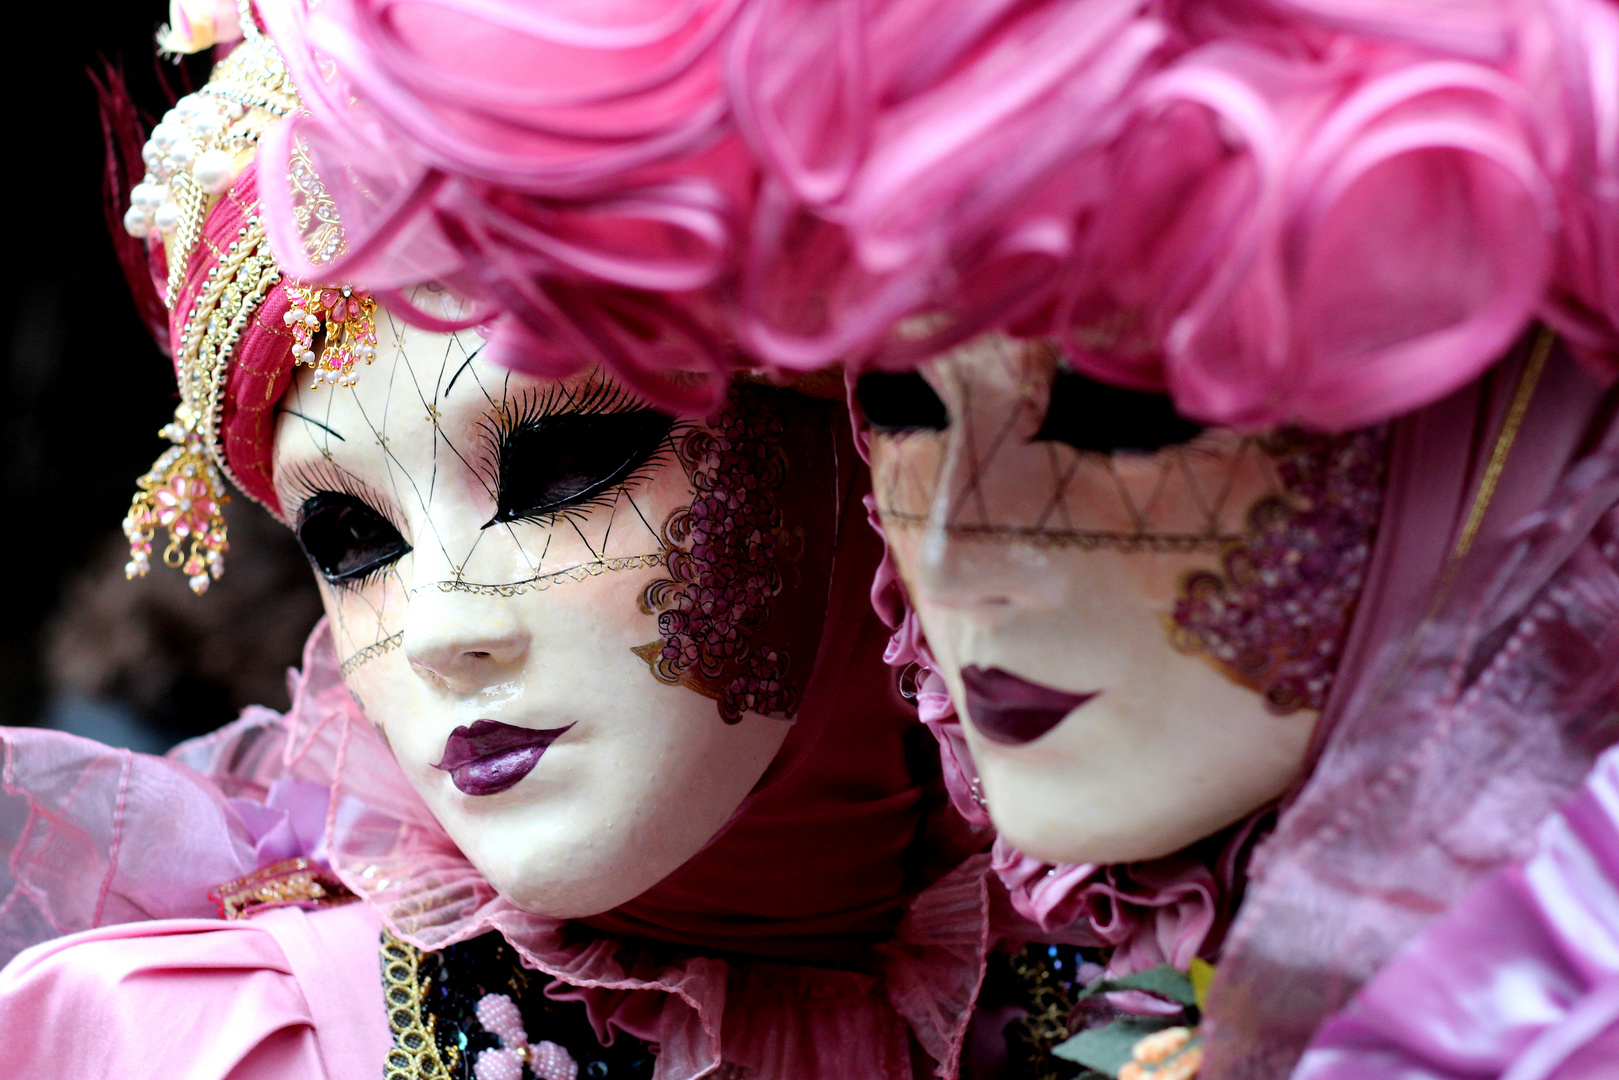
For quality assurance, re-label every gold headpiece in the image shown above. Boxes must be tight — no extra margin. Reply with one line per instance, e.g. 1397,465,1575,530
122,7,372,593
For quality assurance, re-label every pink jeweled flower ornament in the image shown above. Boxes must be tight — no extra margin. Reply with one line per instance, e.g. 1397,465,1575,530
123,405,231,595
152,473,220,539
285,283,379,388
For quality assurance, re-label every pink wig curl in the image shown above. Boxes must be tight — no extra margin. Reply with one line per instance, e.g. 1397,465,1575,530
734,1,1561,429
255,0,755,411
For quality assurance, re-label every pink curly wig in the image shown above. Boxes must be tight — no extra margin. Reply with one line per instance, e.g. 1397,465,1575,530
247,0,1619,430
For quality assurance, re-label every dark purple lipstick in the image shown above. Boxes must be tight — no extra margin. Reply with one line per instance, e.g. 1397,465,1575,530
961,666,1099,746
434,719,574,796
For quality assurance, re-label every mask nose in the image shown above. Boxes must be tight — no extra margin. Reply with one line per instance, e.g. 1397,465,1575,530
905,430,1060,617
402,588,530,694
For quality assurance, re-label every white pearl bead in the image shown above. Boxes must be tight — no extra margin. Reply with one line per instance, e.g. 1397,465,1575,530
154,202,181,233
150,123,181,151
167,140,197,168
323,368,340,384
300,349,317,364
303,314,319,328
141,142,161,169
123,205,153,238
130,183,166,211
192,149,234,194
174,95,201,120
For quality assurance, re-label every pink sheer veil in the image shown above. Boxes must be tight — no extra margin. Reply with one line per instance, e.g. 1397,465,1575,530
1204,331,1619,1076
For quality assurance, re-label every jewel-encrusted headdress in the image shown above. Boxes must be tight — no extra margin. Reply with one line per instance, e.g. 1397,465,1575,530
122,4,373,594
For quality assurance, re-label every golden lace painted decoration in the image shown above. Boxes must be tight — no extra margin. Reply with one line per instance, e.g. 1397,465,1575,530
212,857,357,920
126,218,281,593
381,930,458,1080
287,284,379,388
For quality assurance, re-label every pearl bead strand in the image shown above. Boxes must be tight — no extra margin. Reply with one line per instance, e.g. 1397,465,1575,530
123,89,251,240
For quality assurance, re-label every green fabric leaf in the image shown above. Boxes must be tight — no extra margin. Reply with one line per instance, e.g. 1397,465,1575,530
1075,964,1198,1008
1052,1016,1179,1076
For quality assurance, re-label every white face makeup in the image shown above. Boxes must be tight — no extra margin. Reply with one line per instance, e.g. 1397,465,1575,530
866,336,1323,866
271,302,824,919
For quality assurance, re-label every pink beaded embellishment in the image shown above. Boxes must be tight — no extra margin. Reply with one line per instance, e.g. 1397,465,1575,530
473,993,579,1080
285,283,378,388
1169,427,1389,714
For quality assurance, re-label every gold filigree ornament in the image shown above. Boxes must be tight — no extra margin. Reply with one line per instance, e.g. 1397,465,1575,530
124,406,231,594
212,856,357,920
286,283,379,388
123,15,308,594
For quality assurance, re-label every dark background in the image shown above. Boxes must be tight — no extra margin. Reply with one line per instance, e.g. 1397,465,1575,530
3,4,321,750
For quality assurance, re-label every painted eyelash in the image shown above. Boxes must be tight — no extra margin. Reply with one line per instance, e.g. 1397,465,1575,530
281,459,405,532
280,461,410,591
473,375,688,530
329,554,405,593
489,422,690,534
472,375,650,481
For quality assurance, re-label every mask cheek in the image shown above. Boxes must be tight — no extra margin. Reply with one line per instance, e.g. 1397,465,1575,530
633,384,843,723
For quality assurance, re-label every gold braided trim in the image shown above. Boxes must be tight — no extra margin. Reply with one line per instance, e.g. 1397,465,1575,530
125,217,281,593
1451,324,1555,560
212,857,355,920
381,930,458,1080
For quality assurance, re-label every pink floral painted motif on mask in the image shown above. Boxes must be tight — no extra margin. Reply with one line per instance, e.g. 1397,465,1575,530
1169,427,1389,714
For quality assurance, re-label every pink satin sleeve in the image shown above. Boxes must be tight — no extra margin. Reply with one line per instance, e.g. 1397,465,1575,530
0,901,388,1079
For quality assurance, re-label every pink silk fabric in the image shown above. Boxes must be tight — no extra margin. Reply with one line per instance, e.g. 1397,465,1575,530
0,903,388,1080
1295,739,1619,1079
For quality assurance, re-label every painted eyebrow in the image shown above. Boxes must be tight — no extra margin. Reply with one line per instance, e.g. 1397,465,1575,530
443,344,485,401
278,407,348,441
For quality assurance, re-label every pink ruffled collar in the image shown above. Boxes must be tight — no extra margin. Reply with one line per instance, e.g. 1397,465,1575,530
184,621,997,1080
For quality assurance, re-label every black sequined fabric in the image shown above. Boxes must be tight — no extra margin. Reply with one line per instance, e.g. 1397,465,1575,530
969,943,1095,1080
401,930,657,1080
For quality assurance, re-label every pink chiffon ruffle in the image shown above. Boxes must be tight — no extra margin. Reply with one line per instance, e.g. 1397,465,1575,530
1294,739,1619,1080
0,728,256,966
0,613,1006,1079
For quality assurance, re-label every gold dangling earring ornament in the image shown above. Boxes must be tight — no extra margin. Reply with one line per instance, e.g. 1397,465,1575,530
286,283,378,388
124,402,231,594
